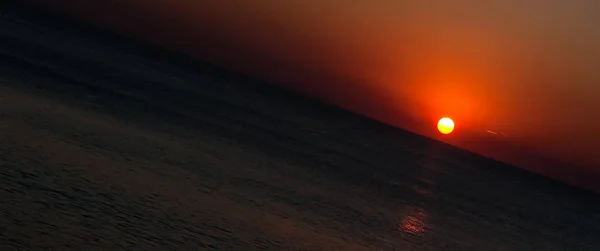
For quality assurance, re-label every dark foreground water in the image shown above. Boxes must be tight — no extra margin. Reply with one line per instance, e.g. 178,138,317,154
1,3,599,250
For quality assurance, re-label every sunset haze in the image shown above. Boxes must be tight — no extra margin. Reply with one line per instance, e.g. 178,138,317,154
25,0,600,189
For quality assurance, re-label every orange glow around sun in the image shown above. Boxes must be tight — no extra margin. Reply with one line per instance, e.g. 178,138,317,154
437,117,455,134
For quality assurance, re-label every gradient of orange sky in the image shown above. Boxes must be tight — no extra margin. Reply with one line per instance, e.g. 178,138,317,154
26,1,600,184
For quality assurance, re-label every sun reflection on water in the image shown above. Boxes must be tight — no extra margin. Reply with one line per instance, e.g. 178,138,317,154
399,208,428,235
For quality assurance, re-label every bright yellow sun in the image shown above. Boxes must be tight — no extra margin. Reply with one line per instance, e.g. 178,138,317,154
437,117,455,134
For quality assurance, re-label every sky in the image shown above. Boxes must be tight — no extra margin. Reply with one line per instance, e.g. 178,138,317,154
28,0,600,188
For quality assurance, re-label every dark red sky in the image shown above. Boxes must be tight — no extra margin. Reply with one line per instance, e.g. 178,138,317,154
27,0,600,189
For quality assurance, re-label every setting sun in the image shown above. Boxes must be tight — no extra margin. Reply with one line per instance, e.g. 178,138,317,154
437,117,455,134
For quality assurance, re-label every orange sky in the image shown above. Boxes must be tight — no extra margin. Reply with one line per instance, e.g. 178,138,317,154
27,0,600,189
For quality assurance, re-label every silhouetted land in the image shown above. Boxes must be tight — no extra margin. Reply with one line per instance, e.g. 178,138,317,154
1,3,599,250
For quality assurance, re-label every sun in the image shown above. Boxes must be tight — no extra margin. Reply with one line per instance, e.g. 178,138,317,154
437,117,455,134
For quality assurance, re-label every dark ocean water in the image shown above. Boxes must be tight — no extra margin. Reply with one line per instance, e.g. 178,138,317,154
0,3,599,250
